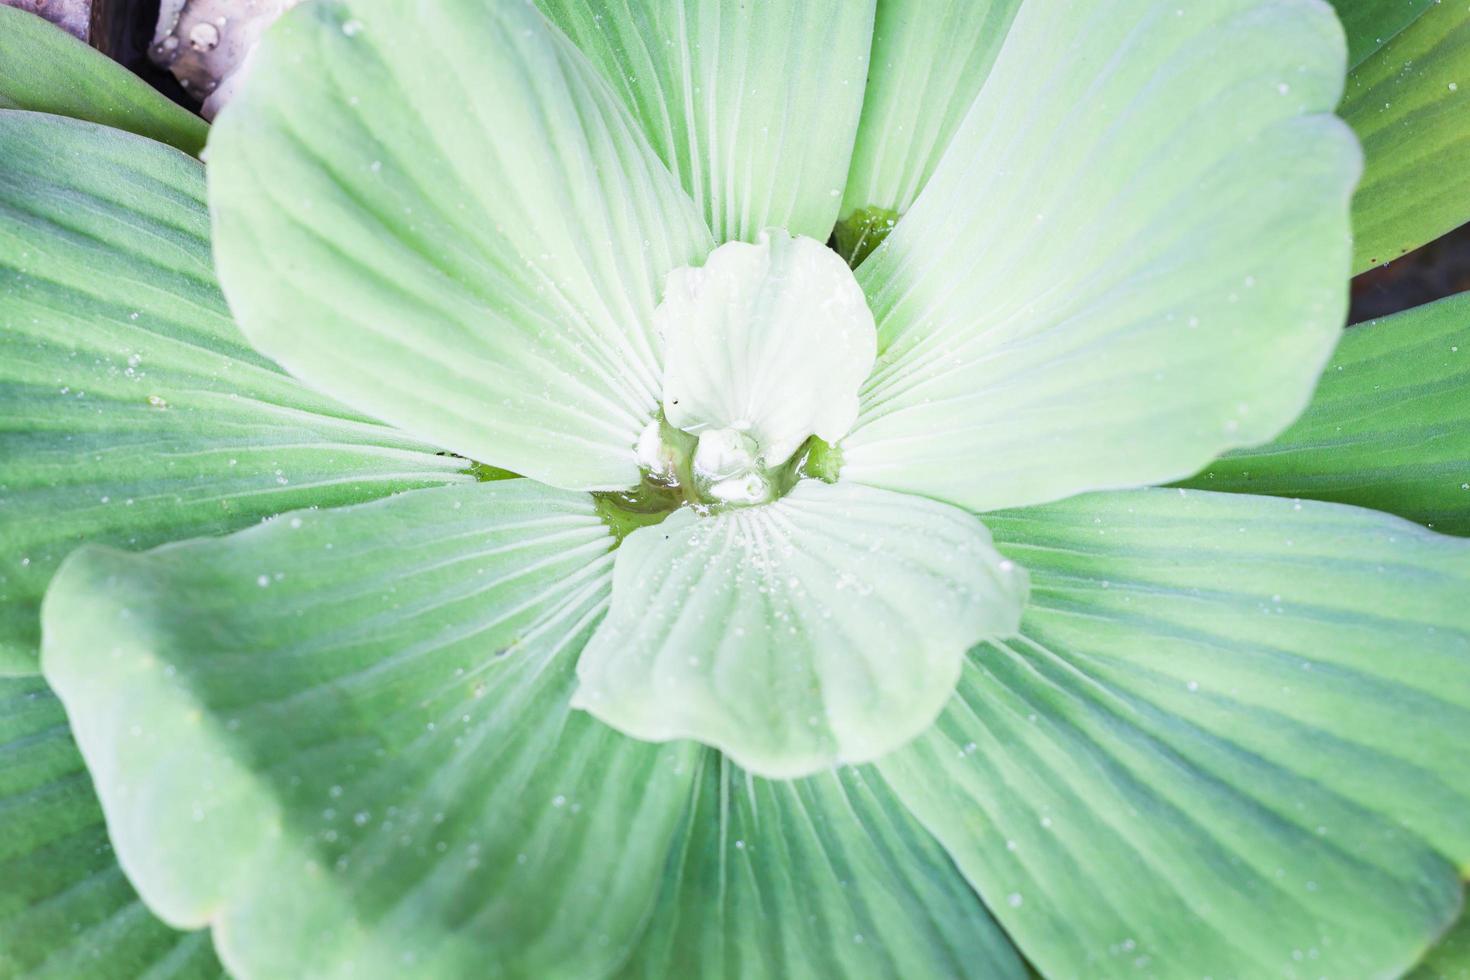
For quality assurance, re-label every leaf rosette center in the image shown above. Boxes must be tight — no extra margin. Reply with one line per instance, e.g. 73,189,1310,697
633,227,877,512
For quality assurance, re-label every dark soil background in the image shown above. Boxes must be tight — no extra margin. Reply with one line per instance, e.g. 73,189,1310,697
1351,222,1470,323
90,0,194,106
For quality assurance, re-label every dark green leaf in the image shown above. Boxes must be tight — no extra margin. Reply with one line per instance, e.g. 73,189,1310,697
0,676,224,978
1411,903,1470,980
0,7,208,156
1329,0,1434,68
1344,1,1470,272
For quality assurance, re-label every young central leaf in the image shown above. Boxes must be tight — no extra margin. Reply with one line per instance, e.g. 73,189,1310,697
640,228,877,507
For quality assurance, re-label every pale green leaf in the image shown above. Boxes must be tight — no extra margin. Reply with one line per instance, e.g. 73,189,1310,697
0,676,224,978
836,0,1022,261
1343,1,1470,272
1182,290,1470,536
882,488,1470,978
537,0,874,244
208,0,714,493
840,0,1360,515
0,110,470,676
659,230,876,469
41,481,699,978
620,753,1027,980
573,481,1028,779
0,7,208,156
1328,0,1434,67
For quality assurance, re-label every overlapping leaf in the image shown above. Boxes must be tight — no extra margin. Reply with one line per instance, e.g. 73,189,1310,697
835,0,1021,262
1183,291,1470,536
881,488,1470,978
0,110,469,675
0,677,223,979
42,481,699,978
538,0,874,244
620,754,1027,979
209,0,714,491
840,0,1360,514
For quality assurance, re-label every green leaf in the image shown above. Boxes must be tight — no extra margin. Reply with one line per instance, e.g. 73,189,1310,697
1328,0,1434,68
0,676,223,978
881,488,1470,978
833,206,900,268
1343,1,1470,273
0,110,469,676
620,753,1027,980
41,481,700,978
208,0,714,493
1412,904,1470,980
573,481,1028,779
537,0,875,244
0,7,208,156
840,0,1360,515
1181,291,1470,536
837,0,1022,259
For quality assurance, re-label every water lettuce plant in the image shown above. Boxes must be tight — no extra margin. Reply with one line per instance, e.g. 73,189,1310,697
2,0,1470,977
